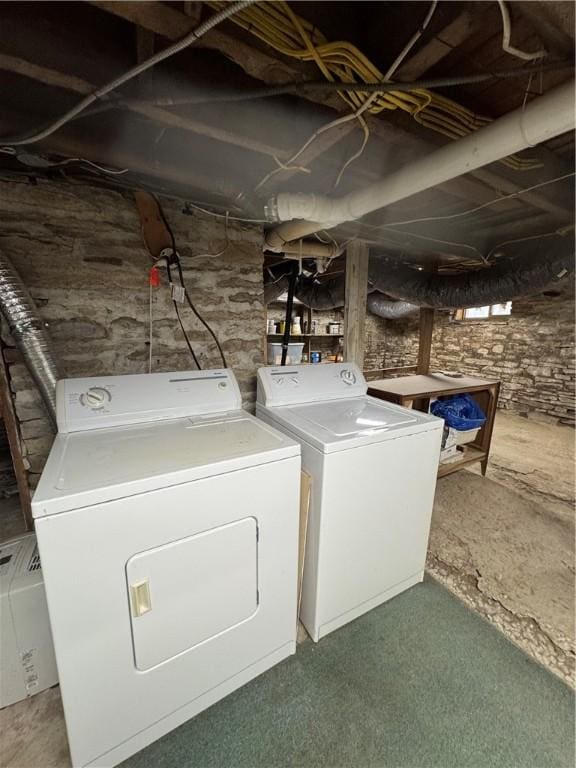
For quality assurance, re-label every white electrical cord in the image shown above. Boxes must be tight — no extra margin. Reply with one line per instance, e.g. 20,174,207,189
148,280,154,374
371,171,576,229
498,0,546,61
2,0,256,146
254,1,438,193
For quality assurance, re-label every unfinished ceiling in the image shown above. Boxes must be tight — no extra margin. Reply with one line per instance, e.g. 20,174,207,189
0,1,574,273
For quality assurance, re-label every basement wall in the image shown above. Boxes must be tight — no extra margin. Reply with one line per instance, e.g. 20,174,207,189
0,178,265,490
364,289,575,426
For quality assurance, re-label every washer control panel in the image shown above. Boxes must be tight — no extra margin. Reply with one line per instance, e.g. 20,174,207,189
257,362,366,406
79,386,113,410
56,370,242,433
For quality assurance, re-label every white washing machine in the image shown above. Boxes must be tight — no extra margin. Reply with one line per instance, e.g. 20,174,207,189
32,369,300,767
257,362,442,642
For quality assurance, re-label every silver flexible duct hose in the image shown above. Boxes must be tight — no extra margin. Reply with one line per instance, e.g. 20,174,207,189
0,250,59,423
367,294,419,319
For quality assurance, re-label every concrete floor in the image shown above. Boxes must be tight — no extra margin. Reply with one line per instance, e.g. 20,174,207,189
428,411,575,687
1,411,574,767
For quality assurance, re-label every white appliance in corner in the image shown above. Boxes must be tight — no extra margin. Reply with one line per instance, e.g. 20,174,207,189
32,369,300,768
257,363,442,642
0,532,58,708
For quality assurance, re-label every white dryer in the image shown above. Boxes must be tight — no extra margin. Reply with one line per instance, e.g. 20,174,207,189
257,363,442,643
32,369,300,767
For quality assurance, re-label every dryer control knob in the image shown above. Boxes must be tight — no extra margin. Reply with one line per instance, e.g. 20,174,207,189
80,386,112,410
340,369,357,385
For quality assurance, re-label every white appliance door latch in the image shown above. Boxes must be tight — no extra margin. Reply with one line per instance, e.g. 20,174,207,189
130,579,152,618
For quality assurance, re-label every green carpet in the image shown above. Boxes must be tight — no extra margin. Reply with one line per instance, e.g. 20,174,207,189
122,579,574,768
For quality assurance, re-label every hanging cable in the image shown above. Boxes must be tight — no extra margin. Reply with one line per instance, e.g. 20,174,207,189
165,258,202,369
0,0,256,146
497,0,547,61
207,0,542,171
158,199,228,369
281,261,300,366
368,171,576,230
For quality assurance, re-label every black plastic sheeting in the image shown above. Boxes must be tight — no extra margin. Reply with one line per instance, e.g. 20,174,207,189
368,238,574,309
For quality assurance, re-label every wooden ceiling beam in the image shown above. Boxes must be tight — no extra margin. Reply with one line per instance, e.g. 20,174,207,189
393,11,484,81
472,167,573,224
515,2,575,58
89,0,571,221
0,55,292,161
0,53,93,96
88,1,312,89
0,110,241,202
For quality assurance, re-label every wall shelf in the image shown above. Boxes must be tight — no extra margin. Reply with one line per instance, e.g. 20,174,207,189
266,302,344,364
266,334,343,338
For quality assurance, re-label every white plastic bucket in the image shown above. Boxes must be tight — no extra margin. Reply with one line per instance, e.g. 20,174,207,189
267,342,305,365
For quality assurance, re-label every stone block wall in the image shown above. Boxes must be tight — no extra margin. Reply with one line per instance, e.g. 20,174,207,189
364,288,575,425
0,178,266,489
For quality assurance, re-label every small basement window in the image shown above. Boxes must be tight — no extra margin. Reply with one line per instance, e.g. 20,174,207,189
455,302,512,320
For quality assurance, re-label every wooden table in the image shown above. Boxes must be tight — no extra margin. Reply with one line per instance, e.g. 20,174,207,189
367,373,500,478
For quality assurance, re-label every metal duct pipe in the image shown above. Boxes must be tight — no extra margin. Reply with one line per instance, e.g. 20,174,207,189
0,249,60,423
367,294,419,319
369,237,574,308
264,80,575,250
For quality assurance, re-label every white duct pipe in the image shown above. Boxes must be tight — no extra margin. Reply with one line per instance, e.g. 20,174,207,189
265,80,575,251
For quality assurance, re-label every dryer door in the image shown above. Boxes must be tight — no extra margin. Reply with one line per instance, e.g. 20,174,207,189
126,518,258,670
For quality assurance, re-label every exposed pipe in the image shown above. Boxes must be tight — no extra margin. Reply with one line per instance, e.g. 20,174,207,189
264,268,418,317
264,80,575,251
368,237,574,309
367,294,419,319
0,250,60,423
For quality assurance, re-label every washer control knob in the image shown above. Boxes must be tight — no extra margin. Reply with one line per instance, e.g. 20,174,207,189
340,368,357,385
275,377,284,386
80,386,112,410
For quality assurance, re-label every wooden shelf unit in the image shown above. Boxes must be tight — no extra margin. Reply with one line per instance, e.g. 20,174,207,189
367,373,500,477
266,301,344,364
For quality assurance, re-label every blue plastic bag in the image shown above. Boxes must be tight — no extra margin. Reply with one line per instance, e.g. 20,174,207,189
431,394,486,431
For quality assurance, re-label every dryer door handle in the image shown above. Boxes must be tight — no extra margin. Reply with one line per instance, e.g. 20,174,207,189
130,579,152,618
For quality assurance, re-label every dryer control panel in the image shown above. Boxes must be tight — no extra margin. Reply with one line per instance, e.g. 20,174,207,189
257,362,367,407
56,369,242,433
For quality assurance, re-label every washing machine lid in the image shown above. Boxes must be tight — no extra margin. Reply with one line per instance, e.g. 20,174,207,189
32,412,299,516
258,396,441,453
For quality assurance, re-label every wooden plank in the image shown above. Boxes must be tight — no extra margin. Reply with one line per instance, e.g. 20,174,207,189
343,242,369,368
368,373,500,398
0,346,32,531
472,168,574,224
0,53,92,95
515,2,575,58
88,0,567,221
437,447,487,478
0,55,291,161
135,28,155,63
416,308,435,375
88,1,313,89
0,108,242,201
394,11,482,80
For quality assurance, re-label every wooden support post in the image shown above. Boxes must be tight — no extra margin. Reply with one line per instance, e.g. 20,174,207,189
417,308,435,375
0,346,32,530
343,241,369,369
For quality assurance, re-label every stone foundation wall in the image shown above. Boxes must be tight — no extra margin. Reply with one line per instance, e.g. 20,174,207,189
364,290,575,425
0,178,265,489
